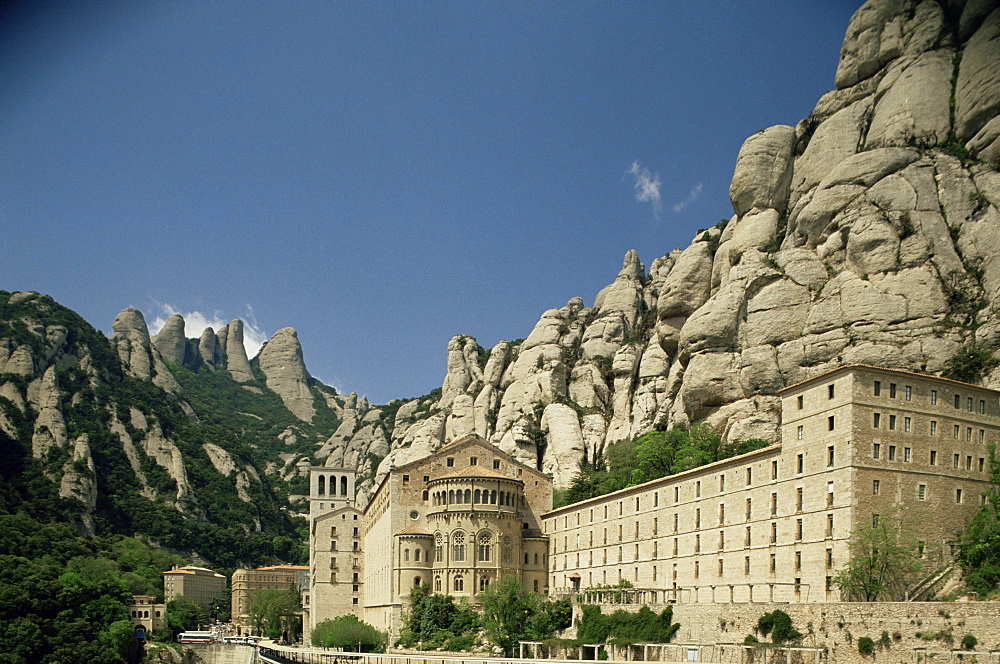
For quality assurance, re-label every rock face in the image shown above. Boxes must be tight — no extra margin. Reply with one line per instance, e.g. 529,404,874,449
152,314,188,365
225,319,256,383
258,327,315,422
333,0,1000,491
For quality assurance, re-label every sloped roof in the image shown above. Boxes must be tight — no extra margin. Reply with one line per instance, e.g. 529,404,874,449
395,525,433,536
433,465,513,481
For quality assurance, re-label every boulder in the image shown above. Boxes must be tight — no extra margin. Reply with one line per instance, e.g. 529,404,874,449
866,50,954,148
729,125,796,216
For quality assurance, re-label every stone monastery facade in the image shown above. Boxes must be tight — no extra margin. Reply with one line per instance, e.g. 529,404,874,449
544,365,997,603
306,365,998,641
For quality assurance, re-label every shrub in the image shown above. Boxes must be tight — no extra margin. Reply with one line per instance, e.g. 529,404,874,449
858,637,875,655
755,610,801,645
961,634,977,650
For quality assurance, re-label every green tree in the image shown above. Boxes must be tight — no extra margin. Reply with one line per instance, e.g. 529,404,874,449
478,576,570,655
245,588,301,640
312,615,385,651
754,610,801,644
166,595,207,635
958,447,1000,595
833,511,922,601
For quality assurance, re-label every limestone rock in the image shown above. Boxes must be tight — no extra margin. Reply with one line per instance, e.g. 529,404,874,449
540,404,585,486
198,327,223,368
729,125,796,216
31,366,67,460
3,344,35,376
110,308,181,394
153,314,188,365
866,50,954,148
59,434,97,534
203,442,238,476
141,424,199,515
445,394,476,442
258,327,315,422
225,320,255,383
954,9,1000,147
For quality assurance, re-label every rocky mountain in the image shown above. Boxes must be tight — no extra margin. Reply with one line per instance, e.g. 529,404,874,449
2,0,998,544
332,0,1000,499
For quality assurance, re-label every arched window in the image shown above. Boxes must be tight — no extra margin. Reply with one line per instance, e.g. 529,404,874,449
502,535,512,563
414,549,421,562
490,490,497,504
533,579,539,592
474,489,481,504
435,533,443,562
449,490,455,504
454,575,464,592
478,532,492,562
318,475,325,495
414,576,421,587
453,531,466,561
464,489,472,503
404,549,410,562
434,575,442,592
480,575,490,591
340,475,348,495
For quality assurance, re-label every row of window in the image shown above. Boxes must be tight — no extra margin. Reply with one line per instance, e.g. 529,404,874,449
872,443,986,471
417,574,542,594
442,456,504,470
315,474,350,496
873,413,988,442
429,488,522,507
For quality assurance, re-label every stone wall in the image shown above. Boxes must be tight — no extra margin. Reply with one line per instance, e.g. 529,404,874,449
592,601,1000,664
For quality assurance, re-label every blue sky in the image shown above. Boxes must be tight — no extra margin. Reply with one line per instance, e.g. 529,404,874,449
2,1,858,404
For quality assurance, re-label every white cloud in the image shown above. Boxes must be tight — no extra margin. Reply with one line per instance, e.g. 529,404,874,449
671,182,704,213
628,161,662,218
148,302,268,359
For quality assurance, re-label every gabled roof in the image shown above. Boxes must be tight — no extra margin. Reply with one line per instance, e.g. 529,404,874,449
395,525,433,536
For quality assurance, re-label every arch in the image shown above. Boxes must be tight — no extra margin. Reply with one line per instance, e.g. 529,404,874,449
479,575,490,592
464,489,472,503
490,490,497,504
474,489,481,504
478,531,492,562
414,548,421,562
449,489,455,504
413,576,421,587
453,531,466,561
435,532,444,562
404,548,410,562
453,574,464,592
434,575,442,592
318,475,326,496
340,475,348,496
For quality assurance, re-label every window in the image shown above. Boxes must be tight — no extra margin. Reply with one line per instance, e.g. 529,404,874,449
453,532,466,561
770,492,778,517
905,385,912,401
930,420,937,435
931,389,937,405
904,417,911,432
873,413,881,428
828,384,835,399
826,576,834,592
673,538,678,555
890,383,897,398
980,457,986,472
696,482,701,497
954,453,960,469
718,559,724,576
874,381,882,396
827,481,834,507
796,487,803,513
770,553,777,572
828,445,835,467
828,416,835,431
889,415,896,430
956,488,963,504
967,455,973,470
770,522,777,543
930,450,938,465
797,425,803,440
888,445,896,461
904,447,911,463
447,457,455,467
478,533,491,561
795,550,802,570
917,484,926,500
955,394,961,409
673,513,678,533
980,429,986,444
453,575,464,592
771,460,778,480
694,561,699,578
720,474,725,492
695,534,700,552
745,556,751,574
954,425,961,439
826,548,834,568
718,531,725,550
719,504,725,525
967,427,974,441
402,474,409,485
797,454,804,474
797,395,803,409
980,399,986,414
795,578,802,596
469,456,478,466
968,397,974,412
745,526,752,547
695,509,701,529
746,468,752,486
795,518,803,541
492,459,500,469
827,514,834,538
873,443,881,459
873,479,880,495
746,498,752,521
674,487,679,503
